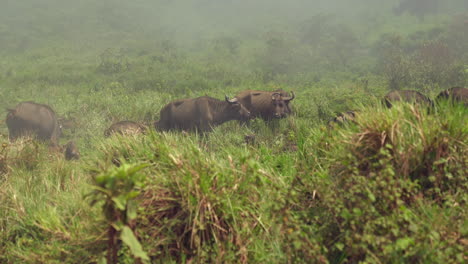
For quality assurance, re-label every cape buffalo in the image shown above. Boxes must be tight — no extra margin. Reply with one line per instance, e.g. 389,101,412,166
155,96,250,132
234,90,295,121
328,111,358,128
273,89,294,115
436,87,467,106
104,121,147,137
6,101,61,146
64,141,80,160
383,90,433,108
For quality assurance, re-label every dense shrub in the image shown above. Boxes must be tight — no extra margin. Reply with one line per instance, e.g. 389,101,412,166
93,133,287,263
291,104,467,263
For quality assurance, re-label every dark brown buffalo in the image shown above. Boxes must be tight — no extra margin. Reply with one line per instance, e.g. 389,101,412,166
234,90,295,121
328,111,358,128
244,134,256,145
6,101,61,146
436,87,468,106
273,89,294,115
383,90,432,108
155,96,250,132
64,141,80,160
104,121,147,137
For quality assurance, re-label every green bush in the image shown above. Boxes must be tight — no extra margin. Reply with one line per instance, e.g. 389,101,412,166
291,104,467,263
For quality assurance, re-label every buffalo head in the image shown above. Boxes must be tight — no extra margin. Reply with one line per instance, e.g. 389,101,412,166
225,95,251,120
271,91,295,118
64,141,80,160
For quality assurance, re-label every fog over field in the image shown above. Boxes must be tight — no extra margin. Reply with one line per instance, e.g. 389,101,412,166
0,1,467,263
1,0,467,51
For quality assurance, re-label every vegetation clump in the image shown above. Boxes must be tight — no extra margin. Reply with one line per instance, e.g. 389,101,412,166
290,104,467,263
0,1,467,263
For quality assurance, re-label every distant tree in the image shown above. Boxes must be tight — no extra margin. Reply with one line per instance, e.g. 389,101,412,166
393,0,439,20
373,34,411,90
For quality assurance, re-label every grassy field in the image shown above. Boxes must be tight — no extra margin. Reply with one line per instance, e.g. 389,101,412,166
0,1,467,263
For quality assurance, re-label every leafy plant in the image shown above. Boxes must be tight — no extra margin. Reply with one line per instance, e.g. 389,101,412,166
88,163,150,264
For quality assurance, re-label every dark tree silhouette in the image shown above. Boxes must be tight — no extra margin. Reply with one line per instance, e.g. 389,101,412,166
393,0,439,20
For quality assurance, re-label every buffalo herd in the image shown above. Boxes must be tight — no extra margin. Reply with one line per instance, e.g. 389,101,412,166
328,87,467,127
2,87,467,160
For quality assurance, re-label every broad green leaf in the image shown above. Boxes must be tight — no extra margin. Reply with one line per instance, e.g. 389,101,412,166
396,237,414,250
98,256,107,264
126,191,140,200
120,226,150,262
335,242,344,251
127,163,149,176
112,196,127,210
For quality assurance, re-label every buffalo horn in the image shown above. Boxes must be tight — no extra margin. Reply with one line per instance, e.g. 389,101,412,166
283,91,295,101
225,95,238,103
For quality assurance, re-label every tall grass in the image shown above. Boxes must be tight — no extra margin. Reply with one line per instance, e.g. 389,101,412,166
0,3,467,262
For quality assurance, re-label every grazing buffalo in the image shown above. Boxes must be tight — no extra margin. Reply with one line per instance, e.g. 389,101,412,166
155,96,250,132
436,87,468,106
104,121,147,137
234,90,295,121
244,134,256,145
273,89,294,115
6,101,61,146
383,90,432,108
64,141,80,160
328,111,358,128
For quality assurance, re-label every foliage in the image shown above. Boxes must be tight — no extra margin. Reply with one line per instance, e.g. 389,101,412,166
291,104,467,263
373,34,412,90
97,48,131,75
0,2,467,263
88,163,150,264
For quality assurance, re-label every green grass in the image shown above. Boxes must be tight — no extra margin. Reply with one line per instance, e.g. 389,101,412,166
1,101,466,263
0,3,467,262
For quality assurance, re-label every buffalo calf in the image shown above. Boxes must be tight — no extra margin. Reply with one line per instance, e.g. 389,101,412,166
104,121,147,137
328,111,358,128
64,141,80,160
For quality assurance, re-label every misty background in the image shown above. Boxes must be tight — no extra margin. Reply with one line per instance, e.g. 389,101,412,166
1,0,467,97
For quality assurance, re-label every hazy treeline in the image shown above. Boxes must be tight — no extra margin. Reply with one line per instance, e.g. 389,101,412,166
1,0,466,50
0,0,467,95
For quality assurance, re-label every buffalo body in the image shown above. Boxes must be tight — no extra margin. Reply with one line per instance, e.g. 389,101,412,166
104,121,147,137
155,96,250,132
328,111,358,128
436,87,468,106
6,101,61,146
383,90,432,108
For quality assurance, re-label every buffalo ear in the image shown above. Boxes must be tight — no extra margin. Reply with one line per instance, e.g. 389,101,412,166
225,95,238,104
271,92,281,100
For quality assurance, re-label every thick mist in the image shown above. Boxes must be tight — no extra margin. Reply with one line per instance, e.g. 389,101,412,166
1,0,466,51
0,0,466,94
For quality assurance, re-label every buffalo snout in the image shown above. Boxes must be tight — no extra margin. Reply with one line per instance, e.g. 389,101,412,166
239,105,251,119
